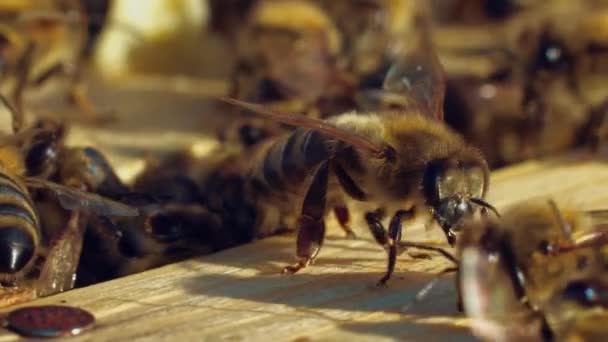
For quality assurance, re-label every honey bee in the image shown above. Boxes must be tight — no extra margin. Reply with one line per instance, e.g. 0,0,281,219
440,5,608,167
0,1,106,132
221,0,420,145
221,43,496,286
76,147,256,286
458,200,608,341
0,94,137,303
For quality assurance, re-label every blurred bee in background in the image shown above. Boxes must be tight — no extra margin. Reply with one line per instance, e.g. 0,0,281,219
208,0,257,43
0,93,137,305
76,145,259,286
458,200,608,341
437,2,608,167
428,0,531,24
0,0,108,132
221,38,496,286
219,0,420,147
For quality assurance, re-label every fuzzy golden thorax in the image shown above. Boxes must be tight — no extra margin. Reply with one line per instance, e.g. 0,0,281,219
333,113,486,206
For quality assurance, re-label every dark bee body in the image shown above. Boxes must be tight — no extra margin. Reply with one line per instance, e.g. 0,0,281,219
0,100,140,303
0,165,39,283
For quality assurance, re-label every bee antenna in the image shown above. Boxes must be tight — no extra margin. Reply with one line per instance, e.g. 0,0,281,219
547,199,573,241
471,197,500,218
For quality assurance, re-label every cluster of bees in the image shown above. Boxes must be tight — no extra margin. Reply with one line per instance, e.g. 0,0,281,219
0,0,607,340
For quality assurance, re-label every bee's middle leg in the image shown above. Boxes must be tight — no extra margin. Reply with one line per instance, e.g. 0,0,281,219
333,205,356,239
282,161,329,274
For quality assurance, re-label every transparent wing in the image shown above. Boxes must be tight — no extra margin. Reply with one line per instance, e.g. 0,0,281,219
219,97,384,155
24,177,139,217
460,246,547,342
381,47,446,121
36,211,86,297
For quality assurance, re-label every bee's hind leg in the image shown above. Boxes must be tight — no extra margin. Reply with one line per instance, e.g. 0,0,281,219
282,161,329,275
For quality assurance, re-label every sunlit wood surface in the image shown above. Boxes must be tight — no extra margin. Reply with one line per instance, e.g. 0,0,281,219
0,145,605,341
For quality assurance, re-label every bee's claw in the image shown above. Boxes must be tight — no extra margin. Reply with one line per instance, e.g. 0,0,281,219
281,259,310,274
344,230,357,239
376,277,390,288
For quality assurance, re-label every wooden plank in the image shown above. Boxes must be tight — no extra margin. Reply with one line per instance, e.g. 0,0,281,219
0,150,607,341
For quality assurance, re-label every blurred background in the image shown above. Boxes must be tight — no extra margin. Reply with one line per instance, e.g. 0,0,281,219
3,0,608,175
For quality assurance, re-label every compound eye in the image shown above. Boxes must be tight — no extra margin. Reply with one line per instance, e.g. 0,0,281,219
25,140,57,177
465,167,485,197
238,123,270,146
437,169,462,199
537,35,570,71
562,281,608,307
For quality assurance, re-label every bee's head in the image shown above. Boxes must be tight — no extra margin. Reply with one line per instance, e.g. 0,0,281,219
423,154,495,245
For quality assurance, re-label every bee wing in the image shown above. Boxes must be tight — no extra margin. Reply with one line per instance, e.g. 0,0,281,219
382,47,446,121
460,247,548,342
24,178,139,217
219,97,384,156
36,210,86,297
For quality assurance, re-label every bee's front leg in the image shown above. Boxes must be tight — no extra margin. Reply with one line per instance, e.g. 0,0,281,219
282,161,329,274
31,61,115,125
365,209,414,287
36,210,87,297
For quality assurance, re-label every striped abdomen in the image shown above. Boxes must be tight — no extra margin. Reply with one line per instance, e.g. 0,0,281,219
249,128,341,198
0,169,40,280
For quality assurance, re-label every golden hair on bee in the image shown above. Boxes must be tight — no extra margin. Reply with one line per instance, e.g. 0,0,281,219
250,0,341,55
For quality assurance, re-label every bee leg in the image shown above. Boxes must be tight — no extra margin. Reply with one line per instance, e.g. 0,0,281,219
282,161,329,275
9,42,36,132
30,61,115,125
365,210,389,247
333,205,356,239
378,210,414,287
366,209,414,287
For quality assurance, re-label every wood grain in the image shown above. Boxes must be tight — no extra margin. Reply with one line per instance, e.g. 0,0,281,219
0,149,607,341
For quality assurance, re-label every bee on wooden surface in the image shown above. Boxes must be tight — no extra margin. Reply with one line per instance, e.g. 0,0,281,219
221,43,496,286
74,146,259,287
0,95,137,305
458,200,608,341
133,146,258,247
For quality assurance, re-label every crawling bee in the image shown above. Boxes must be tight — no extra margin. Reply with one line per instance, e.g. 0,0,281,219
459,200,608,341
222,42,495,286
0,95,137,305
